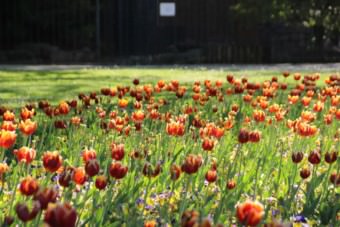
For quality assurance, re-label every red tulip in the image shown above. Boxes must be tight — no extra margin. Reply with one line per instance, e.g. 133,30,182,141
111,143,125,161
181,154,202,174
95,175,108,190
109,162,128,179
205,169,217,183
44,203,77,227
42,151,63,173
19,177,39,196
33,187,58,209
85,159,100,177
15,201,41,222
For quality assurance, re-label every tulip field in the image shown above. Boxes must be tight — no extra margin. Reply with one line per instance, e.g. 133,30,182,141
0,68,339,226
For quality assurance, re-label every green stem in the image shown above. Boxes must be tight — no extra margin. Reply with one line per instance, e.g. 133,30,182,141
99,181,114,226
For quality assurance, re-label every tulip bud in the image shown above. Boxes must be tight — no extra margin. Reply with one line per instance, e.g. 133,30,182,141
85,159,100,177
308,150,321,165
205,169,217,183
300,168,311,179
95,175,108,190
291,151,304,164
227,180,236,190
325,151,337,164
238,129,249,144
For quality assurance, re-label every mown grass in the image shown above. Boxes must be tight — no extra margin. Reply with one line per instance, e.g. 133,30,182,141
0,67,337,107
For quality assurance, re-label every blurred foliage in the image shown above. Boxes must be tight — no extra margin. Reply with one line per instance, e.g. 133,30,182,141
231,0,340,46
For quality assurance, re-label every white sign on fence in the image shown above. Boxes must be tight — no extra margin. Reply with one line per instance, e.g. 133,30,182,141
159,3,176,17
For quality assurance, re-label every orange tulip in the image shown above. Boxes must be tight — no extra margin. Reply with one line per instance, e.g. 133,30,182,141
72,167,87,185
58,101,70,115
3,110,15,121
295,120,318,137
215,79,223,87
118,99,129,108
336,109,340,120
132,110,145,122
205,169,217,183
301,96,312,106
259,100,268,110
313,101,324,112
301,111,315,122
1,121,17,131
324,114,333,124
144,220,157,227
70,116,81,126
82,149,97,163
275,111,285,122
19,119,37,136
331,96,339,106
224,119,234,130
157,80,165,88
13,147,36,164
268,104,280,113
294,73,301,80
243,94,252,103
149,109,160,120
166,121,185,137
0,162,10,175
236,200,264,226
20,107,35,120
306,90,314,97
0,130,17,149
288,95,299,104
253,110,266,122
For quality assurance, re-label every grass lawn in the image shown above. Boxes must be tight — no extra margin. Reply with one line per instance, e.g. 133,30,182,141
0,67,337,108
